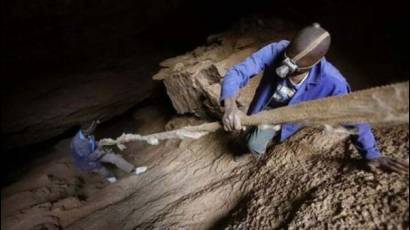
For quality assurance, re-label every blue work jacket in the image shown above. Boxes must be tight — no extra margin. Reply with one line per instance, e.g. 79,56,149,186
70,130,102,171
220,40,381,160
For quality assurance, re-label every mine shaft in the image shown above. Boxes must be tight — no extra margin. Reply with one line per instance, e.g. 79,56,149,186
1,0,409,229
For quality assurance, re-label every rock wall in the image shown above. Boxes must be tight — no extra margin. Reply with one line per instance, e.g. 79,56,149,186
1,0,184,150
2,2,409,228
1,68,155,151
153,19,296,118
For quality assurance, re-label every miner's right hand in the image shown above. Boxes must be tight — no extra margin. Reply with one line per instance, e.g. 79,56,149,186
367,156,409,175
222,97,242,131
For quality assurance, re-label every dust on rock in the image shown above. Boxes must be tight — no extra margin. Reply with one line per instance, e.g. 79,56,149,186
220,125,409,230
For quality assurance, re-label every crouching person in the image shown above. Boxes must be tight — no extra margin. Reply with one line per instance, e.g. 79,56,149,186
70,120,147,183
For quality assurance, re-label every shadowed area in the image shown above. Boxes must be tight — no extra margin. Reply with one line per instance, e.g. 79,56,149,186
1,0,408,229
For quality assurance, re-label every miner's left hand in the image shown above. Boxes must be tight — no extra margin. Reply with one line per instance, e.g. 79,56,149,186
367,156,409,175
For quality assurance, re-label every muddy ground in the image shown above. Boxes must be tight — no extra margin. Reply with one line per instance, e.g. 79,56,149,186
1,104,408,230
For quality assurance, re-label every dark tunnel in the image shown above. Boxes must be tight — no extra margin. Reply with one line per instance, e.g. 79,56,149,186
1,0,409,189
1,0,409,229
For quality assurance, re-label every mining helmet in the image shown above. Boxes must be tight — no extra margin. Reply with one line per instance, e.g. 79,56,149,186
276,23,331,78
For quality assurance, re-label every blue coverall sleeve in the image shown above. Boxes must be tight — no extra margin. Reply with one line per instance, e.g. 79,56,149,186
88,148,106,161
331,81,382,160
220,41,287,101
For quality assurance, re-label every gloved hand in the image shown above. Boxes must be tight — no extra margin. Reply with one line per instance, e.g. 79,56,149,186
222,97,244,131
367,156,409,175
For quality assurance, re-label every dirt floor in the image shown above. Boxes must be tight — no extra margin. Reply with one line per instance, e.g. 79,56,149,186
1,103,408,230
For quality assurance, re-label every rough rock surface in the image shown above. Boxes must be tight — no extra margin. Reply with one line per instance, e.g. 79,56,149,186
1,68,156,150
2,0,185,150
153,19,296,117
2,104,408,229
221,126,409,229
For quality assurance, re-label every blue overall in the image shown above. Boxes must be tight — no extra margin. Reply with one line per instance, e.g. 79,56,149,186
70,130,103,171
220,40,381,160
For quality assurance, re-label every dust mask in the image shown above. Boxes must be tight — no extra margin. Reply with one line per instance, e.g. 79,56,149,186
275,29,330,78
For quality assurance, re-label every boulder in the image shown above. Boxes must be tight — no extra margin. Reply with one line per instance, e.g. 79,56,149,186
153,18,295,118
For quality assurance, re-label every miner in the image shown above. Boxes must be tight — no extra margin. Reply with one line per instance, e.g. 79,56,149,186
70,120,147,183
220,23,408,174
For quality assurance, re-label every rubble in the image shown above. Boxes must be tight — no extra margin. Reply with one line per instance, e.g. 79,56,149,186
153,18,296,118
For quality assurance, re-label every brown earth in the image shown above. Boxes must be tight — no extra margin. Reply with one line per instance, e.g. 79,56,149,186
2,15,409,230
1,104,408,230
220,126,409,230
